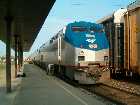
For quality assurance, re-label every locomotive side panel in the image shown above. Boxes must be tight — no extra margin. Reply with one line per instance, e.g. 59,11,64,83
43,37,76,66
43,51,58,64
38,39,59,65
62,41,75,66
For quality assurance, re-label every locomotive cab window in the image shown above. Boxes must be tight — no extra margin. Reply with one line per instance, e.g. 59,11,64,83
78,56,85,61
72,26,87,32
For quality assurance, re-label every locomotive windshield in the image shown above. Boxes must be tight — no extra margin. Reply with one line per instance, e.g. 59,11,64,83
71,26,87,32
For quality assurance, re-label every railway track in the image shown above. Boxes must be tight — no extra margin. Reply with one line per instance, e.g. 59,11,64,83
80,83,140,105
57,75,140,105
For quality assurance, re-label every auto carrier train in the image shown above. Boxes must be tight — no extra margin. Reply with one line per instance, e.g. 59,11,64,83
31,21,109,84
97,1,140,80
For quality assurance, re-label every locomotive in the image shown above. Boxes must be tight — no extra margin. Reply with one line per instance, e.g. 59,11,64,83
31,21,109,84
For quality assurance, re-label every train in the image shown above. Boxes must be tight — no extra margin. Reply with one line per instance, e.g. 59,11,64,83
97,8,127,79
124,2,140,79
31,21,109,84
97,1,140,80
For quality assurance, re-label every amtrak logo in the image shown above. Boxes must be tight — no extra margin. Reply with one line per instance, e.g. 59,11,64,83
86,39,96,43
89,44,97,49
86,34,96,43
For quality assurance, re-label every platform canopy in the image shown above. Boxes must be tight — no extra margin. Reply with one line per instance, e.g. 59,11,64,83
0,0,55,51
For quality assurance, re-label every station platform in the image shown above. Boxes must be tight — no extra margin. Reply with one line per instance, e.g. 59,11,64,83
9,64,110,105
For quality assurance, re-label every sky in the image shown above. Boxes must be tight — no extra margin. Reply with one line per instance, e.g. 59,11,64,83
0,0,135,57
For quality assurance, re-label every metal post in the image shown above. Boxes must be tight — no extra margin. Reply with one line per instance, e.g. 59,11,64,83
5,15,13,93
14,35,18,77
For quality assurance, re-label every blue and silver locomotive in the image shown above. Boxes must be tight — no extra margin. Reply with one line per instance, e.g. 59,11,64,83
32,21,109,84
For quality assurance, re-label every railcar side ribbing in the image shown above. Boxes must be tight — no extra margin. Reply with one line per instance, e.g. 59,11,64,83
97,5,140,80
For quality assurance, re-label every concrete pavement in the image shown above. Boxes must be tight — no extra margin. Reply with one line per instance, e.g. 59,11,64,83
0,64,21,105
2,64,114,105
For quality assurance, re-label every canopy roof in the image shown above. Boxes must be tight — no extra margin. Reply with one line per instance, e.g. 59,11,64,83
0,0,55,51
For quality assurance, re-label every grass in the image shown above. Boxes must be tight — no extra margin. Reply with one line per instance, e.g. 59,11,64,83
0,64,5,82
0,64,5,71
0,63,14,71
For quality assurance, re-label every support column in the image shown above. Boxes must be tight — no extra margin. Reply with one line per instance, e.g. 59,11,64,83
17,43,23,71
14,35,18,77
5,15,13,93
19,46,23,67
21,49,23,67
18,42,21,72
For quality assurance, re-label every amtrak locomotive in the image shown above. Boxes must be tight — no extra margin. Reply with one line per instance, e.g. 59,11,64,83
32,21,109,84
